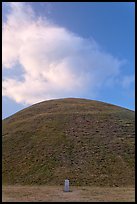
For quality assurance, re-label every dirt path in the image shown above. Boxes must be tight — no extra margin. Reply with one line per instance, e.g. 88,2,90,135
2,185,135,202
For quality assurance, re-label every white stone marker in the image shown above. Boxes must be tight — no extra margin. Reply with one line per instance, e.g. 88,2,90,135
64,179,69,192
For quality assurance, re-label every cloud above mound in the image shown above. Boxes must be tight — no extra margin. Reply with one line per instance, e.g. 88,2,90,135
2,2,124,105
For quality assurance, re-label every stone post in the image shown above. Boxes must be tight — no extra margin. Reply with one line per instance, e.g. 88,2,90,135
64,179,69,192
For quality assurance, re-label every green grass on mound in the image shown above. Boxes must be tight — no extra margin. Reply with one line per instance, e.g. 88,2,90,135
2,98,135,186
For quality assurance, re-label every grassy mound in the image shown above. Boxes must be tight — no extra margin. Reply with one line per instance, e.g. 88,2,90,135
2,98,135,186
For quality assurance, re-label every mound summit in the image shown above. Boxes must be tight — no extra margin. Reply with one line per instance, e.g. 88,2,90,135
2,98,135,186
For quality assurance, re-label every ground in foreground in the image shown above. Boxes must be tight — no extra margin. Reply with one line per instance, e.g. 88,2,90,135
2,185,135,202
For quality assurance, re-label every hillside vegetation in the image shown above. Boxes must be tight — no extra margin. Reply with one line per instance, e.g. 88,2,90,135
2,98,135,186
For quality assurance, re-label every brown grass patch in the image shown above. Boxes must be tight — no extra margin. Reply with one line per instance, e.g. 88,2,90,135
2,185,135,202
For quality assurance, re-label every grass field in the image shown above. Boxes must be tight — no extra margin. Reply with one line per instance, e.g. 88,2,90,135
2,185,135,202
2,98,135,186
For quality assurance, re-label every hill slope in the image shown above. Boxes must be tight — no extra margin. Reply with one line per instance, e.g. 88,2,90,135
2,98,135,186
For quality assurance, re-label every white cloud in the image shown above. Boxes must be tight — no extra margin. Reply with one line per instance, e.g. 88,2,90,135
121,75,135,89
2,2,125,105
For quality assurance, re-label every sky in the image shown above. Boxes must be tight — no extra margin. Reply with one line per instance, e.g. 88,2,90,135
2,2,135,119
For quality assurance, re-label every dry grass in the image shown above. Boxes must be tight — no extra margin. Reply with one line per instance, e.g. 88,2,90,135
2,99,135,186
2,185,135,202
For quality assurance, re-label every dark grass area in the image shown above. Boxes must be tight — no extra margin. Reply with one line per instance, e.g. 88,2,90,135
2,98,135,186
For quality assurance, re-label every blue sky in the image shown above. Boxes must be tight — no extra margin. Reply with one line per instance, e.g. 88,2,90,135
2,2,135,119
